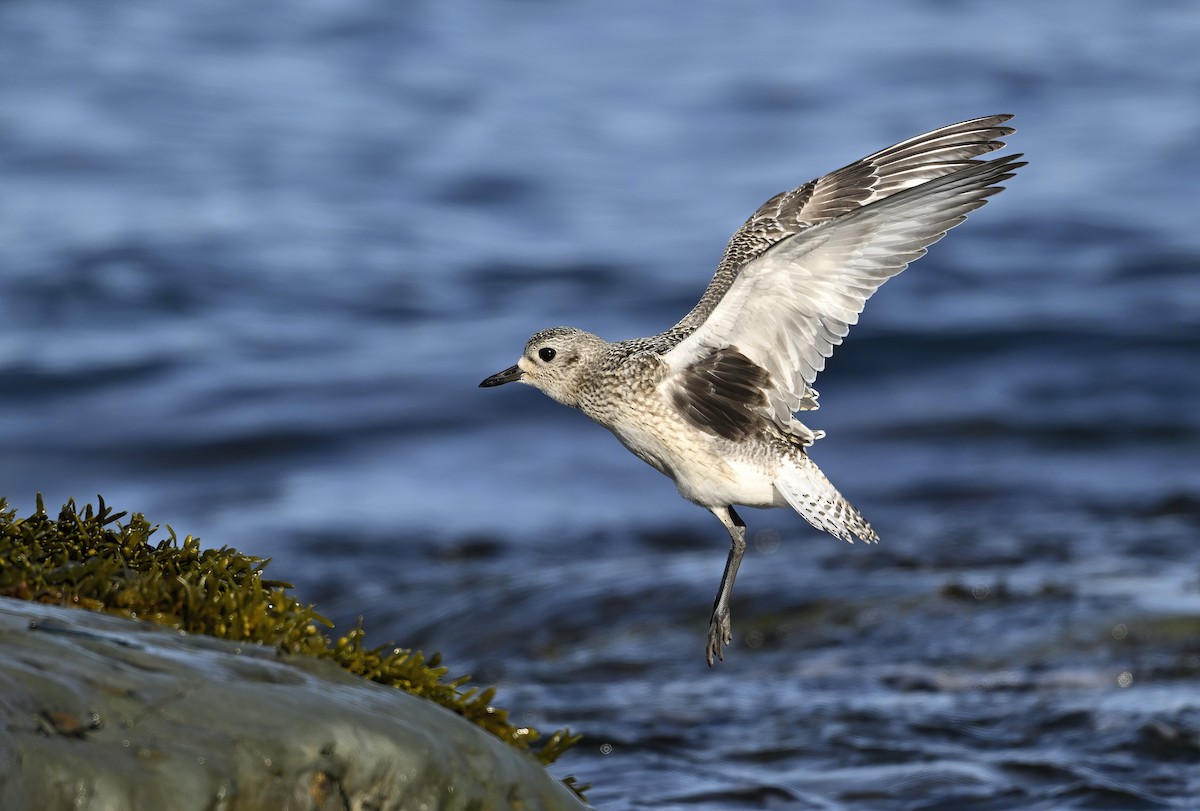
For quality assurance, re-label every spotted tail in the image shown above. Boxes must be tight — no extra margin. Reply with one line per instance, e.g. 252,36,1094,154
775,454,879,543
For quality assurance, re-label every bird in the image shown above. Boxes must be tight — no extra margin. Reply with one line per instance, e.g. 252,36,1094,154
480,115,1023,665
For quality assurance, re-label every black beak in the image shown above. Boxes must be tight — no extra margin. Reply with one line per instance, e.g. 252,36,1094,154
479,364,523,387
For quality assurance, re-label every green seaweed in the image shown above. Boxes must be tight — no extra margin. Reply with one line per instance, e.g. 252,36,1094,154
0,495,586,796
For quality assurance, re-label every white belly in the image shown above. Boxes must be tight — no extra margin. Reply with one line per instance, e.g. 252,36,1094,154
608,415,785,509
671,454,785,509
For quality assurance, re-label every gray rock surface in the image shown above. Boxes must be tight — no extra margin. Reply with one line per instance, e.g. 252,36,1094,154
0,598,588,811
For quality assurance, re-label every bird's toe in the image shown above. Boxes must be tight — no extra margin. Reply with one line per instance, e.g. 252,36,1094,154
706,612,733,666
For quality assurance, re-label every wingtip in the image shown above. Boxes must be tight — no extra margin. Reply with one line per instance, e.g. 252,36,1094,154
966,113,1017,141
995,153,1029,176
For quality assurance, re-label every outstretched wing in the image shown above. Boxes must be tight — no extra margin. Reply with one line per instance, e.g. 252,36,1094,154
662,150,1024,436
668,114,1017,340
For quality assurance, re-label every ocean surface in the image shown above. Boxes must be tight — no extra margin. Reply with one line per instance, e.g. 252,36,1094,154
3,1,1200,808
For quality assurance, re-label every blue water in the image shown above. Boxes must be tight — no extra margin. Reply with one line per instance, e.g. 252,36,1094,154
3,2,1200,808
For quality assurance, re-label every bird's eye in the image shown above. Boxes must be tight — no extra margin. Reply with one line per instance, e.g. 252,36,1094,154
538,347,556,362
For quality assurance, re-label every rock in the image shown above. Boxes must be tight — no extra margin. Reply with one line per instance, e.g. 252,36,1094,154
0,598,588,811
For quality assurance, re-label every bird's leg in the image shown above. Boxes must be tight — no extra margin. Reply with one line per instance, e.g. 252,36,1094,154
706,505,746,667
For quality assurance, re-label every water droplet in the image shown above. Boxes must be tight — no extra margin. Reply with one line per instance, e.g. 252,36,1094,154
754,528,781,554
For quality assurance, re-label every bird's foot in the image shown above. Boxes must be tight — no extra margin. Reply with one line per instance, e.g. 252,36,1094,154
705,609,733,667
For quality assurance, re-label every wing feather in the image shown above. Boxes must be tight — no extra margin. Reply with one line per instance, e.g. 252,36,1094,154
665,114,1017,341
663,151,1024,434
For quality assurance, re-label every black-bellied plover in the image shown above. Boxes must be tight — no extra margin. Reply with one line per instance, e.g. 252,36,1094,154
481,115,1023,665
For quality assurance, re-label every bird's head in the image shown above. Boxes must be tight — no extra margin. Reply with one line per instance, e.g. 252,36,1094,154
479,326,607,408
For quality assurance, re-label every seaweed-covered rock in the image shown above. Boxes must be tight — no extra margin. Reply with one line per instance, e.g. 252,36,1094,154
0,598,588,811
